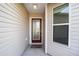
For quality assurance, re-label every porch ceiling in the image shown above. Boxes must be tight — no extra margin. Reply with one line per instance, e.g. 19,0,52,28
24,3,46,14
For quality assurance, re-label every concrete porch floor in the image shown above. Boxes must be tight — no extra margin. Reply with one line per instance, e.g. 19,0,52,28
22,46,49,56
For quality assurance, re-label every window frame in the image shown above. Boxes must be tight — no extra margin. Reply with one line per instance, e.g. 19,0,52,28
52,3,70,47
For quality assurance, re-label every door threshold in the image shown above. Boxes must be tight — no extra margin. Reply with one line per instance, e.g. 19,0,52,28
31,44,42,48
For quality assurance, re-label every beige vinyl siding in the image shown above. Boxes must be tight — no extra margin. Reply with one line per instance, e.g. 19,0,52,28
0,3,29,56
46,3,79,56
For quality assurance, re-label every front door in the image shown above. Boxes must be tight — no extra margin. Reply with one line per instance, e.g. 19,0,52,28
32,18,41,43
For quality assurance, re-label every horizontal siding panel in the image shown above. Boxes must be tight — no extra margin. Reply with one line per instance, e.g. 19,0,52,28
47,3,79,56
0,4,25,20
0,3,29,56
0,11,24,24
0,22,24,27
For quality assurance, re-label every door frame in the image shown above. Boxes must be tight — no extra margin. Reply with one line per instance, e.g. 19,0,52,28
29,17,43,45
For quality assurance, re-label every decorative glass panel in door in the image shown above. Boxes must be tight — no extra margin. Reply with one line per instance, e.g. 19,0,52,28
32,18,41,43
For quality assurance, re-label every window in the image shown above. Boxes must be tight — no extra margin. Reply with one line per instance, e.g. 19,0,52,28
53,3,69,45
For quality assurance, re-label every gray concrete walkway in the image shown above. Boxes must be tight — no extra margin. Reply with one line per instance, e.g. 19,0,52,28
23,47,49,56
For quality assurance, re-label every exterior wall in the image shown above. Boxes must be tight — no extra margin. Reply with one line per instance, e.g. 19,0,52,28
29,13,44,17
46,3,79,56
0,3,29,56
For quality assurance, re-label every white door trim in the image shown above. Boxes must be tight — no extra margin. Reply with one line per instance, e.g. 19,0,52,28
45,4,47,53
52,3,70,47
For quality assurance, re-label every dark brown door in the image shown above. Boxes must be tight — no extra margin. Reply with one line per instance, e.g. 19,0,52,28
32,18,41,43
